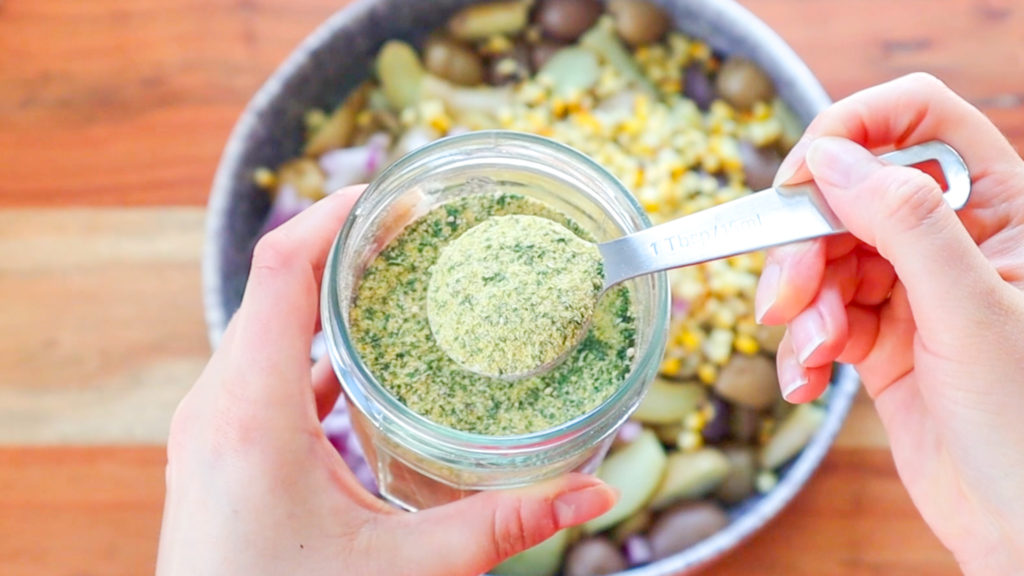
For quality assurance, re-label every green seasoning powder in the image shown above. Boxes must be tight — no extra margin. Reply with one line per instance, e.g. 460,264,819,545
426,214,604,378
348,193,637,436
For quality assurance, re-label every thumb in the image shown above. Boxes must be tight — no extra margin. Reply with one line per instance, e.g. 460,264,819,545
385,473,616,576
804,136,998,340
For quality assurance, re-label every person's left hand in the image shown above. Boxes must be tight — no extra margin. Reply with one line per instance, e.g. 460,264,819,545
156,186,616,576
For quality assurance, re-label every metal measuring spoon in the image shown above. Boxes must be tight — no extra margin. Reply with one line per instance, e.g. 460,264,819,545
433,140,970,380
598,140,970,290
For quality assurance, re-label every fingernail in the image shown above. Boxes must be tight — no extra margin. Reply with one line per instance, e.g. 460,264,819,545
554,485,615,528
772,135,810,187
773,158,800,188
778,352,808,402
805,137,874,189
791,308,828,364
782,374,808,402
754,261,781,323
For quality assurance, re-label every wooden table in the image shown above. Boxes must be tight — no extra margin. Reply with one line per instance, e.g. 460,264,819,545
2,1,1020,574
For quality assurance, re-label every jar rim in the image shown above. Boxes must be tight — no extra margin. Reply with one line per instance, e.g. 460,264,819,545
321,130,670,457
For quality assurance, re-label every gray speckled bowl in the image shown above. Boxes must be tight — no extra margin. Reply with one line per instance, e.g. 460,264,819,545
203,0,859,573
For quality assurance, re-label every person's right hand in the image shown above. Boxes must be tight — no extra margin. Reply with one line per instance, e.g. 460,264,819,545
755,73,1024,575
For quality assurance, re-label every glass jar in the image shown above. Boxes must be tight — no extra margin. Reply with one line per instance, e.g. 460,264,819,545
320,130,669,510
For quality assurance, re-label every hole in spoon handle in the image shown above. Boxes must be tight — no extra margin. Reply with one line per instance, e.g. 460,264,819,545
873,140,970,210
773,139,972,237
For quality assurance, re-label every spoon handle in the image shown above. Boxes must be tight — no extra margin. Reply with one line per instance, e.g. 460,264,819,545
599,140,970,289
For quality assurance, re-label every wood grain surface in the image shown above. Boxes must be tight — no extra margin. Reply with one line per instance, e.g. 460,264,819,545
0,448,956,576
0,0,1021,207
4,0,1019,573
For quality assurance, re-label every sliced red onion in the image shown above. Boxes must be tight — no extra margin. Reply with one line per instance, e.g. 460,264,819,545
320,146,370,178
319,132,392,193
624,535,654,566
363,132,391,175
616,420,644,444
260,183,313,235
321,150,371,192
671,297,691,317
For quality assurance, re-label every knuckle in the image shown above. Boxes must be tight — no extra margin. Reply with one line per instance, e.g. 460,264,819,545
166,395,196,460
250,233,294,273
902,71,947,93
491,496,554,560
875,166,947,232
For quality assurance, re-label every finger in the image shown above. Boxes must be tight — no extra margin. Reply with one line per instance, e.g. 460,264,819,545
755,240,826,325
774,72,1020,188
803,136,1003,349
852,283,917,398
836,304,881,364
226,186,365,415
776,330,832,403
824,233,862,260
383,473,616,576
852,250,896,306
312,355,342,421
786,252,855,368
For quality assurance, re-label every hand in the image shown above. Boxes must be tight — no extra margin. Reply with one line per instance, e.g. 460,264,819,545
755,73,1024,574
156,186,616,576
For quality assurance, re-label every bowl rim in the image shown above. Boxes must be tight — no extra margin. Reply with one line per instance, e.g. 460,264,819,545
202,0,850,573
203,0,382,350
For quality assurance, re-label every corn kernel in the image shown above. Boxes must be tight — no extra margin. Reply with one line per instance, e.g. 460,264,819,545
704,328,735,364
734,334,760,355
700,402,716,422
756,470,779,493
621,119,643,136
659,77,682,94
574,111,603,134
689,41,711,62
399,107,418,126
697,362,717,384
736,317,758,336
303,108,328,131
633,167,645,188
679,329,702,352
759,418,776,445
519,82,548,106
683,410,706,431
355,109,374,128
677,429,704,452
700,152,721,173
646,65,667,83
482,34,513,55
551,98,568,118
428,114,451,134
751,100,772,120
711,305,736,328
252,167,277,190
660,356,682,376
